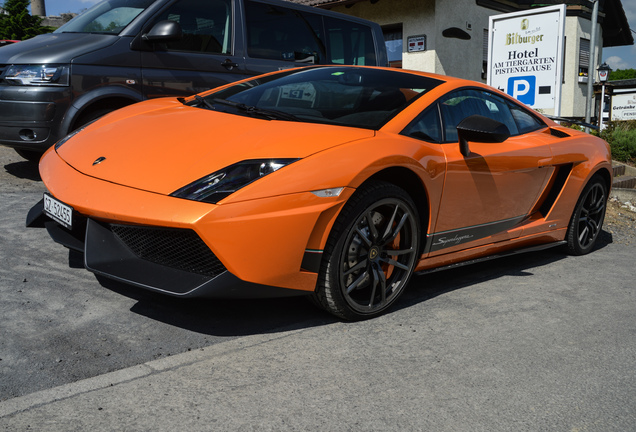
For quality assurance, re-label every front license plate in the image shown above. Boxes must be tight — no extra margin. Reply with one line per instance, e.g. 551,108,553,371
43,193,73,229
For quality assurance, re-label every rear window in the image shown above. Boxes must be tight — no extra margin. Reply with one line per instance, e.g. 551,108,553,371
245,0,378,66
245,1,325,64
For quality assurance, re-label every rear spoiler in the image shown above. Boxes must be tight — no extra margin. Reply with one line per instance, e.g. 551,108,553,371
544,115,599,131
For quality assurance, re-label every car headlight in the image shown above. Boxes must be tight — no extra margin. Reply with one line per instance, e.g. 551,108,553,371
4,64,70,86
171,159,299,204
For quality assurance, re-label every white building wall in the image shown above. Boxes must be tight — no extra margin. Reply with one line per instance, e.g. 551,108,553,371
561,16,603,117
328,0,603,117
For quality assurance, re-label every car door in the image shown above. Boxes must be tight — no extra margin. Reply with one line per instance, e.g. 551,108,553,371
140,0,248,98
428,89,554,254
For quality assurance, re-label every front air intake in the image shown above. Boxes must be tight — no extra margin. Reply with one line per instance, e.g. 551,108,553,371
110,224,227,278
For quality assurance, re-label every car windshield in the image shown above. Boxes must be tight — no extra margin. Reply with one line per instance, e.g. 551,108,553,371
193,67,443,129
54,0,155,35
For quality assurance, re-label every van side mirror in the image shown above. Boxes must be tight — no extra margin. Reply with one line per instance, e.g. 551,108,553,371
456,115,510,157
142,20,182,42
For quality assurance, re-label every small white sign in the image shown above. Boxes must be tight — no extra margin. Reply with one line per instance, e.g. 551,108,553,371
611,93,636,121
407,35,426,53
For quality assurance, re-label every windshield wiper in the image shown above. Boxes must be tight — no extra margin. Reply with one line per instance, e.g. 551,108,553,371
181,95,217,110
212,98,299,122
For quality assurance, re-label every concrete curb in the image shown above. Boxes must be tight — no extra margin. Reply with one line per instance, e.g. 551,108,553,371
0,329,304,418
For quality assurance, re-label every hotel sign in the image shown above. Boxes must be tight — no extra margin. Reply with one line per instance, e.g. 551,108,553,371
487,5,566,114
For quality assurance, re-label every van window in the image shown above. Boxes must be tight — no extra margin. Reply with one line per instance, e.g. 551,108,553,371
156,0,232,54
55,0,154,34
245,0,325,64
325,18,375,66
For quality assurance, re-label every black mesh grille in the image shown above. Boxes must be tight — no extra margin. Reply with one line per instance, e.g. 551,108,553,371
110,224,226,278
550,128,571,138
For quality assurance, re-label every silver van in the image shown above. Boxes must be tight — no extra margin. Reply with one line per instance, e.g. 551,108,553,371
0,0,387,160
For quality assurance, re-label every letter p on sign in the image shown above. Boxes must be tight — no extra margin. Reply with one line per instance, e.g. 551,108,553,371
507,76,535,106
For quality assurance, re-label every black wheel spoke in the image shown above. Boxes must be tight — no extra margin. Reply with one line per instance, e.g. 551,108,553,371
384,211,409,245
343,258,368,277
354,226,372,247
380,256,410,271
578,225,590,244
384,247,414,257
369,264,387,307
346,270,370,294
365,210,380,242
381,204,400,240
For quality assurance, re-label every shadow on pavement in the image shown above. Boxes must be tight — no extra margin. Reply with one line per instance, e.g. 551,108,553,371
71,228,614,336
4,160,41,181
96,275,337,337
399,230,613,312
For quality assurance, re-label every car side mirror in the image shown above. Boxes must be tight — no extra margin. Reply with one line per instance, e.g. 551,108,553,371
456,115,510,157
142,20,183,43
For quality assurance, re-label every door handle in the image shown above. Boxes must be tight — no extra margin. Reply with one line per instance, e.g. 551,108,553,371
222,59,239,70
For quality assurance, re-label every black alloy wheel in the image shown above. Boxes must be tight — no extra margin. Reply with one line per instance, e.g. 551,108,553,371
566,174,608,255
315,181,420,320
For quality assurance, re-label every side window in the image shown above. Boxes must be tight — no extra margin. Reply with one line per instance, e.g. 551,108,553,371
324,17,376,66
245,1,325,64
157,0,231,54
439,89,519,142
508,103,546,134
402,106,441,143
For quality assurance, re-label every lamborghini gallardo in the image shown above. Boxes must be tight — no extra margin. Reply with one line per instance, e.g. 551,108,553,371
29,66,612,320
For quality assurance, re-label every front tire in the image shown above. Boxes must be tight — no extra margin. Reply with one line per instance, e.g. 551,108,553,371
14,148,43,163
565,174,608,255
314,181,420,320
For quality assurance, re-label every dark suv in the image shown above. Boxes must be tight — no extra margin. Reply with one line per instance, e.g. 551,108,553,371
0,0,387,161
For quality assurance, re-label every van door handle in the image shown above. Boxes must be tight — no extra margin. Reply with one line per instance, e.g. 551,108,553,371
222,59,239,70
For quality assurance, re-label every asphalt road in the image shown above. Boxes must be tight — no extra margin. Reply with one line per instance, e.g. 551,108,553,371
1,145,635,430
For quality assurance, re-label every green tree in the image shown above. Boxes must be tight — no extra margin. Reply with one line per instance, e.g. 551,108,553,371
609,68,636,81
0,0,53,40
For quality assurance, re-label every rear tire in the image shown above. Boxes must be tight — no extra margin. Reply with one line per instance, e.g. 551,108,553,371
565,174,607,256
313,181,420,320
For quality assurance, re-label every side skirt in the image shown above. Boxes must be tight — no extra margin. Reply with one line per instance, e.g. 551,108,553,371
415,240,566,275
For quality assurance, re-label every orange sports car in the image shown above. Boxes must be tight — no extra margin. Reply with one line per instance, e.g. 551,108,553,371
28,66,612,320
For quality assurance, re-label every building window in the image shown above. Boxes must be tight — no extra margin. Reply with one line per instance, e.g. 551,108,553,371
383,24,403,68
579,38,590,78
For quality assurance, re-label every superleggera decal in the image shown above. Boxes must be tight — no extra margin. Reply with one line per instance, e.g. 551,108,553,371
426,215,526,253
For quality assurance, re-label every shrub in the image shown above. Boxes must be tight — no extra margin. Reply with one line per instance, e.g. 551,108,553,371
600,121,636,164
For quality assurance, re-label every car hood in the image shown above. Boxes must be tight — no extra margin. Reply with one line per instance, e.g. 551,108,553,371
56,98,375,195
0,33,119,63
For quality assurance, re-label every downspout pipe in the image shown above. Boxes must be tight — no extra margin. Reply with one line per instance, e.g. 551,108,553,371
585,0,599,134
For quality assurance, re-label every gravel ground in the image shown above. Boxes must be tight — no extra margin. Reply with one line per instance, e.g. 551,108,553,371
605,197,636,245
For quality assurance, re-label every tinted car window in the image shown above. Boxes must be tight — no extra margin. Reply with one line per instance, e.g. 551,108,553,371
155,0,232,54
55,0,154,34
439,89,519,142
509,102,546,134
402,107,441,143
198,67,442,129
324,17,375,66
246,0,325,64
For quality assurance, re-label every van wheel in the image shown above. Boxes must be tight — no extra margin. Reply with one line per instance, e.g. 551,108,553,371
73,107,117,131
14,149,43,163
313,181,420,320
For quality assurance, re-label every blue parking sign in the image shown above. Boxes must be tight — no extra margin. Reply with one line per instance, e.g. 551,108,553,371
507,76,536,106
